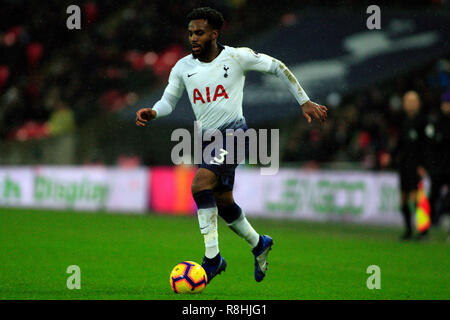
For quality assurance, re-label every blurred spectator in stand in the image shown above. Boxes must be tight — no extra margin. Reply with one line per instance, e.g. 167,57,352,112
392,91,427,240
117,154,141,168
0,65,10,91
423,91,450,228
83,2,99,26
26,42,43,67
47,101,75,136
44,101,76,164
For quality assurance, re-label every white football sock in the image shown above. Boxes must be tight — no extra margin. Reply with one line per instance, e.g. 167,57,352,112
197,207,219,258
204,233,219,258
227,213,260,248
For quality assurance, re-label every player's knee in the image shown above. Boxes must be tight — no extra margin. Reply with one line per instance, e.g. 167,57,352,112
191,170,217,194
191,179,211,194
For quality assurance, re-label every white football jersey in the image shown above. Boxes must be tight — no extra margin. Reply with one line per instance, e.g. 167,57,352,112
165,45,274,130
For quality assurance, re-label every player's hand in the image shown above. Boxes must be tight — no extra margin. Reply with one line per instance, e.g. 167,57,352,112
301,101,327,124
136,108,156,127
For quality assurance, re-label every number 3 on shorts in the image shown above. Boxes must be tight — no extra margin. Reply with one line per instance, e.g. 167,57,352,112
210,148,228,165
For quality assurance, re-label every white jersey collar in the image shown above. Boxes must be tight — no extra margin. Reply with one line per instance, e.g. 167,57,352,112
192,43,227,65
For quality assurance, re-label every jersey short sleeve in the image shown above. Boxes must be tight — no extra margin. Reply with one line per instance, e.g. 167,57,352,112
236,47,274,74
164,63,185,98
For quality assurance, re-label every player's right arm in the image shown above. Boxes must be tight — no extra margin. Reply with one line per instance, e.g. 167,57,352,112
136,63,185,127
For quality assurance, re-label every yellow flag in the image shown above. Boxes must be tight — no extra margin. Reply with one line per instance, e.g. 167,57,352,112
415,180,431,232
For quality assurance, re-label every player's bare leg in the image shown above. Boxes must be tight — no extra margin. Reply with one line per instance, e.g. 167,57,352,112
215,190,273,282
191,168,218,193
191,168,226,283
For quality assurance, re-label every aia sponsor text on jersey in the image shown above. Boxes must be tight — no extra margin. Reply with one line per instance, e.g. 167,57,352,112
193,85,229,104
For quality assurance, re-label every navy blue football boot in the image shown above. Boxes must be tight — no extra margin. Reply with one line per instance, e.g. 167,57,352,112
201,254,227,284
252,235,273,282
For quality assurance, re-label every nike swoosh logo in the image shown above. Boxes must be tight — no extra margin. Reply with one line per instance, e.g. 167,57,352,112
187,73,197,77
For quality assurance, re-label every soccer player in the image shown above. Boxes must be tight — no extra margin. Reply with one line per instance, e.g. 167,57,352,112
136,7,327,283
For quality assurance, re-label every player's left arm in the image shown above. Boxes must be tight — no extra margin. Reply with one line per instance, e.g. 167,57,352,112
269,59,327,124
237,47,327,124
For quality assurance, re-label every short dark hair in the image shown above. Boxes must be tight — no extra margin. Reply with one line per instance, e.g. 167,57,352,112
186,7,224,31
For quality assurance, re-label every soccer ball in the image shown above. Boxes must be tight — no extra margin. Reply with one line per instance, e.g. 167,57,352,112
169,261,207,294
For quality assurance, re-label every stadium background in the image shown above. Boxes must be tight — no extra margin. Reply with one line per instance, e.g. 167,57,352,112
0,0,449,300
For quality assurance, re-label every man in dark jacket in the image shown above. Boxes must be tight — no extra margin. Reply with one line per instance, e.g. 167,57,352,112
394,91,427,240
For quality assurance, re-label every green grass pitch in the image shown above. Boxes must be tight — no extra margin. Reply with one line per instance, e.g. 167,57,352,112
0,207,448,300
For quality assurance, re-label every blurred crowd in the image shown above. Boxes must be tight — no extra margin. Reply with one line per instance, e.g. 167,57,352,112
1,0,448,170
0,0,190,141
0,0,321,141
281,57,450,171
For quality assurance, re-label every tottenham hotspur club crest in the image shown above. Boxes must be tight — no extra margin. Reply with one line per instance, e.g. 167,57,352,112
223,65,229,78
